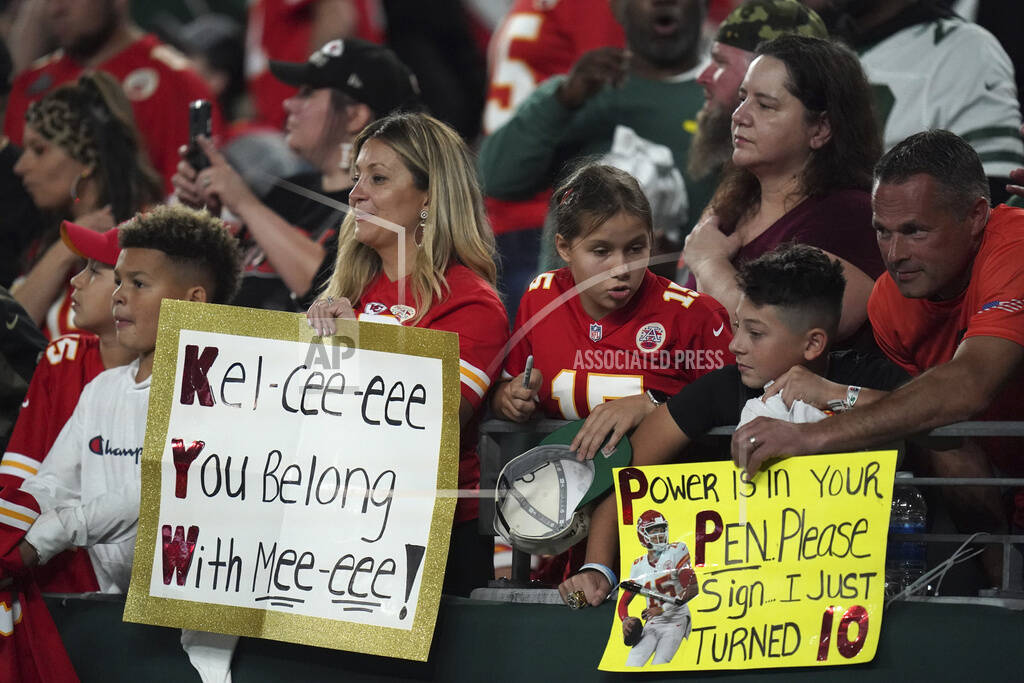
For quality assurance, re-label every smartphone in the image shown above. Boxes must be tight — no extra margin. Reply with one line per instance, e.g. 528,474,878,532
186,100,212,171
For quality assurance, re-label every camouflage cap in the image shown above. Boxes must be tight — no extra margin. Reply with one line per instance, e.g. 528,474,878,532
716,0,828,53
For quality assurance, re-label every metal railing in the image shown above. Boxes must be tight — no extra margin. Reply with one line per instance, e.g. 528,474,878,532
478,419,1024,595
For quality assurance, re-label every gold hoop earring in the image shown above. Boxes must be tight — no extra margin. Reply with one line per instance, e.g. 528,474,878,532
70,170,89,203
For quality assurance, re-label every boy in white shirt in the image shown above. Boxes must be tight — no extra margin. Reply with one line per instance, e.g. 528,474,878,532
5,205,240,592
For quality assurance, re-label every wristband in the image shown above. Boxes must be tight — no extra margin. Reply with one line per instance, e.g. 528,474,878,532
580,562,618,598
646,389,669,406
847,385,861,408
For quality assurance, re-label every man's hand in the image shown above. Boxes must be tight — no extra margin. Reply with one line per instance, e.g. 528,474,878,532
571,393,653,461
761,366,846,410
492,368,542,422
731,417,823,476
558,568,610,608
557,47,630,109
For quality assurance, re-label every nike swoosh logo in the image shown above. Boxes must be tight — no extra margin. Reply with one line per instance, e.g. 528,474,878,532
5,315,17,330
713,323,724,337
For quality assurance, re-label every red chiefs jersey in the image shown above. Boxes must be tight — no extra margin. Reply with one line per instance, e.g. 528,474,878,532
245,0,385,129
2,333,104,593
4,34,220,194
42,284,76,342
357,264,509,523
482,0,624,235
504,268,733,419
0,488,79,683
869,205,1024,517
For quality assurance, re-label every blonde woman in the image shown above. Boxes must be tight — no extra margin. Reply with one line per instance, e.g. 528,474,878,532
307,112,509,595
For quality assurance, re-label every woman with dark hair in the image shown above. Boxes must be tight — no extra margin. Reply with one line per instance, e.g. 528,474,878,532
12,71,163,338
682,35,883,344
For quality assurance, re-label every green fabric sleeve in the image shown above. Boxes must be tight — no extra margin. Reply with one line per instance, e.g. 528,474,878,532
477,76,575,200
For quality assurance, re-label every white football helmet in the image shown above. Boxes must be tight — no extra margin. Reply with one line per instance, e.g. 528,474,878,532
637,509,669,553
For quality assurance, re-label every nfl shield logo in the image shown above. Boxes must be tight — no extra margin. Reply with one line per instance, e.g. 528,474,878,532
589,322,603,342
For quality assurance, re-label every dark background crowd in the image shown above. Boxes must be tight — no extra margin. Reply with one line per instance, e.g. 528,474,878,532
1,0,1023,649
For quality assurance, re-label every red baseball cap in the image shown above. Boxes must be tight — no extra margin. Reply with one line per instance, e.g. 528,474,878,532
60,220,121,266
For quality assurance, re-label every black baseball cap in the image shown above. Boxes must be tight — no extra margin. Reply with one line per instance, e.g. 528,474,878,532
269,39,421,117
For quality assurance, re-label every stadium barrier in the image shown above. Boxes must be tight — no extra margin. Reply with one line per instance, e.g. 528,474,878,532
478,419,1024,594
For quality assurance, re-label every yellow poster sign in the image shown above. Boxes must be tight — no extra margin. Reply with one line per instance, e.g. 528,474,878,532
599,451,896,671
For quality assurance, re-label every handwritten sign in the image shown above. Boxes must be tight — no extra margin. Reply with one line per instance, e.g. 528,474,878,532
599,452,896,671
124,301,460,661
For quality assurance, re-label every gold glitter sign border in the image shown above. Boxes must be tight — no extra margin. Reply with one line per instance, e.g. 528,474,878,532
123,299,460,661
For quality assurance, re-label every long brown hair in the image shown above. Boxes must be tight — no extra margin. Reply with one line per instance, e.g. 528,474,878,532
711,35,880,229
551,163,653,244
30,71,163,221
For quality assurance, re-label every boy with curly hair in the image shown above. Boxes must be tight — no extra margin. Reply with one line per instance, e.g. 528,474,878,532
2,205,240,592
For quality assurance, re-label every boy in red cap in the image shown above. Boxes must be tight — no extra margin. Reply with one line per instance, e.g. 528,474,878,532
1,221,135,592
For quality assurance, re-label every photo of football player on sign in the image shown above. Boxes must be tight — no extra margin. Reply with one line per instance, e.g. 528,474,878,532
620,509,698,666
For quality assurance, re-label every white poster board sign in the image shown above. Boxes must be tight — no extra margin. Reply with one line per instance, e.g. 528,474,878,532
125,301,459,660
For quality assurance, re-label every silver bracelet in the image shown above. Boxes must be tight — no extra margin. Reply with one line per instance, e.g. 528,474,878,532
847,385,861,408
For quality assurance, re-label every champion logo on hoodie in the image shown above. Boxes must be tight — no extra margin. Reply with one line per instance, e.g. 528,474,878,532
88,435,143,464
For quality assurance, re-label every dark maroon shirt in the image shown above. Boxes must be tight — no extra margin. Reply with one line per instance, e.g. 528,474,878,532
735,188,883,278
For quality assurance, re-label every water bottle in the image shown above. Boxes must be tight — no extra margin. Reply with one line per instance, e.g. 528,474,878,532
885,472,928,598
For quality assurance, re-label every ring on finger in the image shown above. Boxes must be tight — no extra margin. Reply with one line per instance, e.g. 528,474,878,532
566,590,588,610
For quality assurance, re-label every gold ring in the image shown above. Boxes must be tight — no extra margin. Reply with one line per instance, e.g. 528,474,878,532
567,590,588,609
200,176,211,187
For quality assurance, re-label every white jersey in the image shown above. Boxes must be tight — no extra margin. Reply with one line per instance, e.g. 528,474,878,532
629,541,692,626
21,360,150,593
860,16,1024,177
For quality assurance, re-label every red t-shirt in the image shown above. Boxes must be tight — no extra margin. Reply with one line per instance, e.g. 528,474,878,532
1,334,105,592
504,268,734,419
3,35,221,193
869,204,1024,520
356,264,509,523
245,0,385,129
482,0,624,235
42,284,76,342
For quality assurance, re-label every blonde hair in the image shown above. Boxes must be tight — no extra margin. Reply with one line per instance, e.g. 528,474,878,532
324,113,497,322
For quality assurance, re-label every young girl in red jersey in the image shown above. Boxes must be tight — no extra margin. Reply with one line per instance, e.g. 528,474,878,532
492,164,734,460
